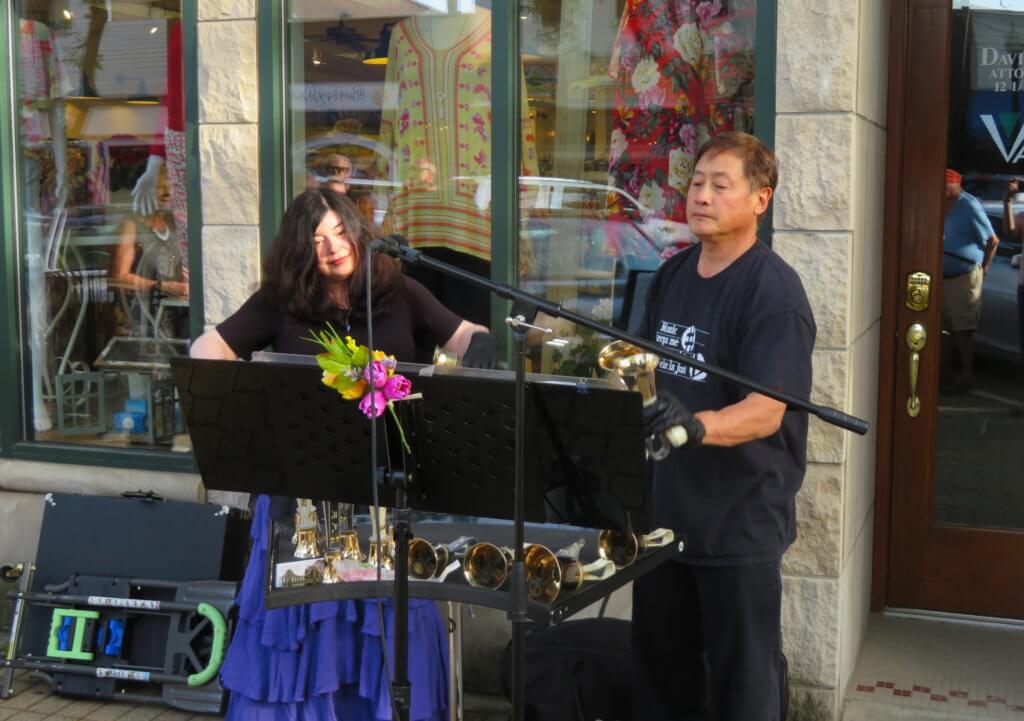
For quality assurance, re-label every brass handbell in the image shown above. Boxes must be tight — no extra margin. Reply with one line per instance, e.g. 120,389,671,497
408,536,476,580
597,528,675,569
293,500,321,558
598,340,689,460
332,530,364,562
523,544,615,604
368,524,395,571
294,528,321,559
322,550,342,584
463,542,514,589
432,347,460,367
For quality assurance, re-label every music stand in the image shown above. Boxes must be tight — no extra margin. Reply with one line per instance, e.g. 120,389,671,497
172,355,663,721
172,358,646,522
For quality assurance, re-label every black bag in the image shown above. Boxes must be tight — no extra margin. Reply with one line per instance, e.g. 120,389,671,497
501,618,632,721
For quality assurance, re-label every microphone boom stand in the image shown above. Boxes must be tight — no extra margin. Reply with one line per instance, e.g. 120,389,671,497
370,235,870,721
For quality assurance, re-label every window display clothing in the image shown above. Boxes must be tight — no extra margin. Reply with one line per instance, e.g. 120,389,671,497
150,20,185,157
607,0,754,252
376,11,537,327
633,241,814,719
214,276,459,721
376,11,539,262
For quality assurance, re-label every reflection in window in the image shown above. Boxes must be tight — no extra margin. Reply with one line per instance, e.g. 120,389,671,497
520,0,756,376
285,2,757,373
289,2,537,340
17,1,190,450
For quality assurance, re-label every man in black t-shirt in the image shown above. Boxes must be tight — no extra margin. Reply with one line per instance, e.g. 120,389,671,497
633,132,815,721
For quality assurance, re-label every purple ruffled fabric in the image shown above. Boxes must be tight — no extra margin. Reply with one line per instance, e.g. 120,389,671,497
220,495,448,721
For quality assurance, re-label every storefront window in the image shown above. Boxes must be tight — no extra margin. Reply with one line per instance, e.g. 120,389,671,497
284,1,757,371
15,1,190,449
520,0,757,375
287,0,499,345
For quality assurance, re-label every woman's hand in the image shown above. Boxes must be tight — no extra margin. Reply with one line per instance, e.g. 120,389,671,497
461,332,498,369
442,320,492,363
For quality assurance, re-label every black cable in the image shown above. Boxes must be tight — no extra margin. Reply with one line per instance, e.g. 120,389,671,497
365,240,400,721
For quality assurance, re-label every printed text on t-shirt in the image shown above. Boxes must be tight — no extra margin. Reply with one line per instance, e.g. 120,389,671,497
655,320,708,382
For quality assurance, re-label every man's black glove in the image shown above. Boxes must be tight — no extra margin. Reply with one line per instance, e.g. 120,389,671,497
461,332,498,369
642,390,705,448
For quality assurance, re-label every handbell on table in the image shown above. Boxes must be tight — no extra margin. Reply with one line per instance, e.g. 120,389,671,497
293,527,321,559
408,535,476,580
463,542,514,589
523,543,615,605
597,528,675,569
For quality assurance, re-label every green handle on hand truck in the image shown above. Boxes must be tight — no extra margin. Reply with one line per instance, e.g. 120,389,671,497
187,602,226,687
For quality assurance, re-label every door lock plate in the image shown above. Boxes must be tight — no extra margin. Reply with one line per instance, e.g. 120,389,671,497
906,272,931,312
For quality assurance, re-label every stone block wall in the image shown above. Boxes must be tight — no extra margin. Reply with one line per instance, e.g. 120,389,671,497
774,0,888,717
197,0,261,325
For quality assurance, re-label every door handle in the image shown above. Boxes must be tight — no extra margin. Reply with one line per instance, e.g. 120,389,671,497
905,323,927,418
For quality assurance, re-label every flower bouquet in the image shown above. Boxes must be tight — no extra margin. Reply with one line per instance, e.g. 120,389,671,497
309,324,412,451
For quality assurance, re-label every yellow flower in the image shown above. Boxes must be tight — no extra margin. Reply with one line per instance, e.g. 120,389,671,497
372,350,388,361
321,371,338,387
340,379,367,400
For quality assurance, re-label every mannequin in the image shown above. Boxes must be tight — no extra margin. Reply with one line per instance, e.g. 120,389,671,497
20,14,70,432
607,0,754,257
375,8,538,329
132,19,188,274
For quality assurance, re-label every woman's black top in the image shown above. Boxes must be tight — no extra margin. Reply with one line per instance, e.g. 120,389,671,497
216,276,461,361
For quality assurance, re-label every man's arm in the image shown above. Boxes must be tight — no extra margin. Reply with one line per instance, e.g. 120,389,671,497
982,234,999,274
190,329,238,360
695,392,787,447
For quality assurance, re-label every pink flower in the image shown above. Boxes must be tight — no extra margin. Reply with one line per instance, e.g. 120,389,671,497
697,0,723,27
358,391,388,418
383,374,411,401
364,360,389,389
678,124,697,152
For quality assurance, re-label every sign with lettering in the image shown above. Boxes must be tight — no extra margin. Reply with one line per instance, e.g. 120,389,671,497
950,9,1024,174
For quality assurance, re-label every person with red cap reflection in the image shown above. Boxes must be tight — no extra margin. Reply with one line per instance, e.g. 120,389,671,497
942,168,999,392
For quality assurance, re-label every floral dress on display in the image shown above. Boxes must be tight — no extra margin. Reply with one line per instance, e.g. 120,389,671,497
608,0,755,258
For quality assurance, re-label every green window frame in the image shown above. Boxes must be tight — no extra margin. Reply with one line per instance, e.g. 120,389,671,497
0,0,202,473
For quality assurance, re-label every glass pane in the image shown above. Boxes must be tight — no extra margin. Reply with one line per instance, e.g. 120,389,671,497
16,1,190,449
286,0,493,344
519,0,758,376
935,3,1024,529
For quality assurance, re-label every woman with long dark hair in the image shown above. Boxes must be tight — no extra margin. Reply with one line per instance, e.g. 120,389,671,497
192,187,494,363
192,188,495,720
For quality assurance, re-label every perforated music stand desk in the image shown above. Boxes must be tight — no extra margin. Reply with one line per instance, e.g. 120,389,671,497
171,356,677,625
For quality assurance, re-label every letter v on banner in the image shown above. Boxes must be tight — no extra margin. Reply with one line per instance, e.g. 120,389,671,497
981,113,1024,163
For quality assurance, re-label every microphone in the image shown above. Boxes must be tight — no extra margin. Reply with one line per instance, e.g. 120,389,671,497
369,234,410,258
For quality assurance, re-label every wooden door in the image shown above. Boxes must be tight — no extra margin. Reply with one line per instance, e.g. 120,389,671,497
880,0,1024,618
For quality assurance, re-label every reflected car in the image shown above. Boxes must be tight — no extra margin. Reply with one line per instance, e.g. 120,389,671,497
516,176,669,329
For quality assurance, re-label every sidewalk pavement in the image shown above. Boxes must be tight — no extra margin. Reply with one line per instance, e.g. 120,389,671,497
0,669,510,721
0,670,222,721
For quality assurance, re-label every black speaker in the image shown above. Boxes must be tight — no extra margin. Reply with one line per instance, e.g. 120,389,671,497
31,492,249,590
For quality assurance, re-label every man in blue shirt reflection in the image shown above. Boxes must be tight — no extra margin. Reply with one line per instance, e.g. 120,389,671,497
942,168,999,391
